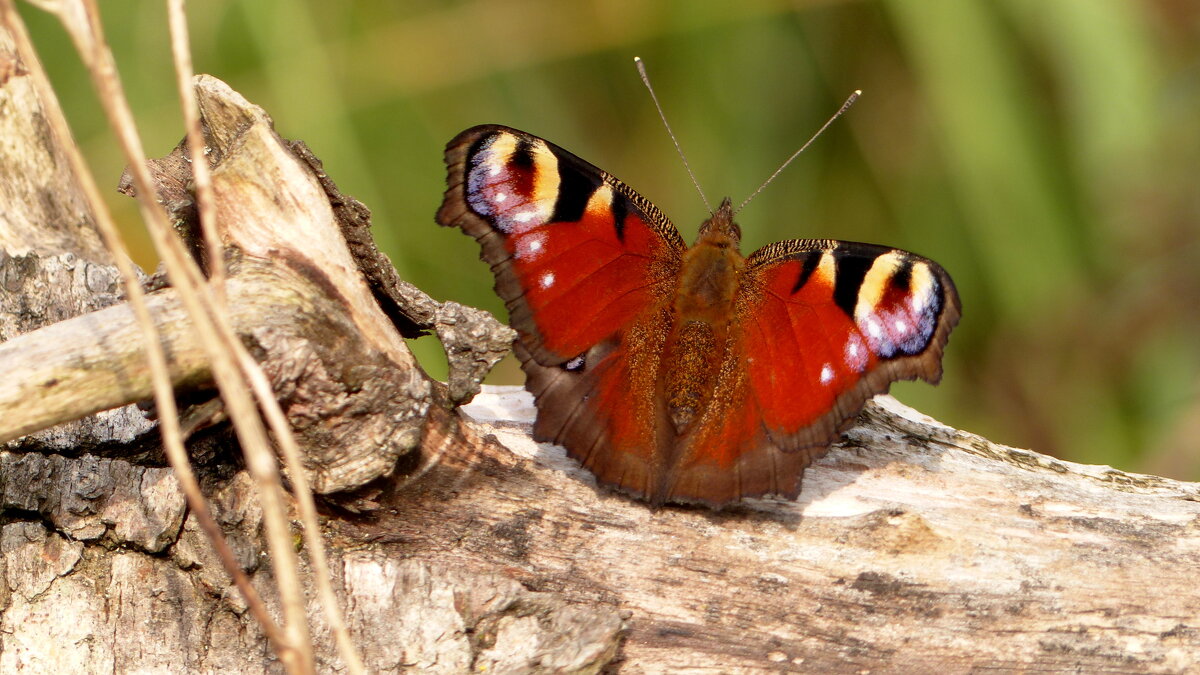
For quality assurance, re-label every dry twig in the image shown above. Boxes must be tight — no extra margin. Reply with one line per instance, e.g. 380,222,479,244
163,2,362,670
14,0,332,669
0,0,287,654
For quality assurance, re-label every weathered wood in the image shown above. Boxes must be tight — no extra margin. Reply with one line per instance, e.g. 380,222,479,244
5,381,1199,672
0,253,423,493
0,251,161,460
425,388,1200,673
0,23,148,461
1,30,1197,673
0,26,112,264
0,74,514,496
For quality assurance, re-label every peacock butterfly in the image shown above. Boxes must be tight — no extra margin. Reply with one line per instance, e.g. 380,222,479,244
436,124,960,507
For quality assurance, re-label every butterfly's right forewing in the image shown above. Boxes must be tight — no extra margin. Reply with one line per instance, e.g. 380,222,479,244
658,239,960,506
739,239,961,450
438,125,684,364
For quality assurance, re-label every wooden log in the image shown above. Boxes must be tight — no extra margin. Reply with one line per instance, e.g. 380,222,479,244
419,387,1200,673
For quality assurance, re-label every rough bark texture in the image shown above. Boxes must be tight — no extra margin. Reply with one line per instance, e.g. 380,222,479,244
1,24,1198,674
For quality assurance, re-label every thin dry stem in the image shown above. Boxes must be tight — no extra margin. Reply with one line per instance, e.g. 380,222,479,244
166,3,360,671
0,0,284,652
233,347,367,674
44,0,315,671
166,0,224,306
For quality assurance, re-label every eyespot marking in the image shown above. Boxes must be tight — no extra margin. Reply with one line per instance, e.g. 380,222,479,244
465,132,560,233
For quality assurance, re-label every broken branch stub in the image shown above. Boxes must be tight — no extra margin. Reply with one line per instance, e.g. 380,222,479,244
5,74,513,493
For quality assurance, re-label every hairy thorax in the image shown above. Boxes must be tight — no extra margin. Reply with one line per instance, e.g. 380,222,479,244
664,229,745,435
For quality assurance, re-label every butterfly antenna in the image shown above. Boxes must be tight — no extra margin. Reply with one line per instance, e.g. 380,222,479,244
635,57,713,214
735,89,862,215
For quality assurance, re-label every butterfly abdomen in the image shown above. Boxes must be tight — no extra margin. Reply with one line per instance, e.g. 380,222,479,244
664,320,719,434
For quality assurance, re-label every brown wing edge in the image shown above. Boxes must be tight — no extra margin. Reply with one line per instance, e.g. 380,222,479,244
662,443,821,509
514,338,664,504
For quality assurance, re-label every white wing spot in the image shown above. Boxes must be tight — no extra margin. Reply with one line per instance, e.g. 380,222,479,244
540,272,556,289
894,319,908,333
494,192,507,203
489,164,502,176
865,317,883,339
820,364,834,385
844,335,868,372
514,234,546,260
513,211,536,224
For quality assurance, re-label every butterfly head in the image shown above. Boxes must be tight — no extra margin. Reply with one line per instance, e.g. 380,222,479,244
696,197,742,249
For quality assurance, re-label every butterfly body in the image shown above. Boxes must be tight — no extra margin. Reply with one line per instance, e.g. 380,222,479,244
438,125,960,507
665,200,742,431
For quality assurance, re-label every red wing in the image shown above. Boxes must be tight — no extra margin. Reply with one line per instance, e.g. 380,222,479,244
739,239,961,451
657,239,959,506
438,126,687,495
436,125,684,365
659,347,818,506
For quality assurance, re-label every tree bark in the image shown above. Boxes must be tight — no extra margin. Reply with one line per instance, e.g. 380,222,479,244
1,27,1199,674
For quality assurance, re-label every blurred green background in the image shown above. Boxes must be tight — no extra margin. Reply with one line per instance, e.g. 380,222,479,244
19,1,1200,478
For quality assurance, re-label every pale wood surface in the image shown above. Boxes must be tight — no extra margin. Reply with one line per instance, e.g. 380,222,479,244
0,27,112,264
394,386,1200,673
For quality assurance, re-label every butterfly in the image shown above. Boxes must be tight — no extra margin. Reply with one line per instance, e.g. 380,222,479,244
437,124,960,507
